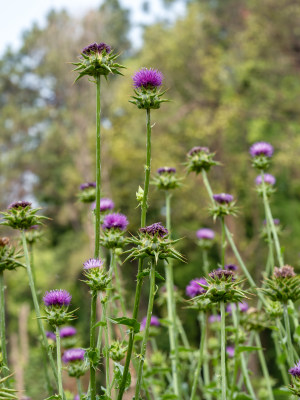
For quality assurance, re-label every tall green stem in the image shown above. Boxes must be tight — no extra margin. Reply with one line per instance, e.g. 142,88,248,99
190,312,206,400
55,326,64,399
94,74,101,260
202,249,209,276
103,299,110,395
21,231,58,391
134,261,156,399
165,191,180,396
89,291,98,400
221,216,226,267
0,271,8,373
254,334,274,400
76,378,82,399
117,108,152,400
283,304,296,364
220,300,227,400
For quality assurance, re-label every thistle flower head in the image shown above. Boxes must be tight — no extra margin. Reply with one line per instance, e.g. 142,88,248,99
249,142,274,170
8,200,32,209
82,42,111,55
60,326,77,338
100,198,115,212
77,182,96,203
0,240,24,273
226,346,235,358
204,269,247,303
209,314,221,323
140,222,168,237
0,237,10,247
289,361,300,377
226,301,249,314
263,218,280,226
255,174,276,186
83,258,104,270
186,278,207,298
43,290,72,308
141,315,160,330
250,142,273,158
213,193,234,204
62,348,85,363
196,228,215,240
157,167,176,174
186,146,218,174
108,341,127,361
80,182,96,190
133,68,163,89
225,264,238,272
274,265,296,278
46,331,56,341
102,213,128,231
209,269,234,280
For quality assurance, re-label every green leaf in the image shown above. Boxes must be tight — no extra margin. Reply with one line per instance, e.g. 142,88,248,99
233,393,253,400
113,362,131,390
109,317,140,333
94,321,107,328
237,346,262,353
159,318,172,327
155,271,165,281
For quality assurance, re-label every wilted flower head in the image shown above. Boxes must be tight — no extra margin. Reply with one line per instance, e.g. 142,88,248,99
141,316,160,330
255,174,276,186
213,193,234,204
250,142,273,158
60,326,77,338
82,42,111,55
209,314,221,323
289,361,300,377
209,269,234,280
62,348,85,363
157,167,176,174
0,237,10,247
43,290,72,308
196,228,215,240
186,146,218,174
8,201,32,209
83,258,104,270
102,213,128,231
226,346,235,358
188,146,209,156
274,265,296,278
46,331,56,341
140,222,168,237
133,68,163,89
80,182,96,190
100,198,115,212
225,264,238,272
186,278,207,298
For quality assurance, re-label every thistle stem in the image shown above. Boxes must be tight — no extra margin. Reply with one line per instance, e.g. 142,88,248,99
254,333,274,400
190,312,206,400
94,74,101,259
221,216,226,267
220,300,227,400
283,304,296,364
0,271,8,373
103,299,110,395
55,326,65,399
117,108,152,400
165,191,181,396
202,249,209,276
21,231,58,392
76,377,82,399
134,261,156,399
89,291,98,400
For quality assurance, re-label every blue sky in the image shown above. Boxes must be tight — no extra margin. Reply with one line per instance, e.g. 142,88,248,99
0,0,184,55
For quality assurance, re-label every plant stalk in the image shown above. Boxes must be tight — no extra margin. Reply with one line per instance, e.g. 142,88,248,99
0,271,8,373
220,300,227,400
190,312,206,400
89,291,98,400
55,326,65,399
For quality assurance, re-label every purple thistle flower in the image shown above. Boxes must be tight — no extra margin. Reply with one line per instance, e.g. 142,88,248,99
213,193,234,204
46,331,56,341
102,213,128,231
188,146,209,156
100,198,115,212
249,142,273,158
289,361,300,377
80,182,96,190
157,167,176,174
226,346,235,358
255,174,276,186
83,258,104,270
226,302,249,314
209,269,234,280
43,290,72,307
196,228,215,240
140,222,168,237
60,326,77,338
274,265,296,279
263,218,280,226
186,278,207,298
82,42,111,55
74,396,80,400
133,68,163,89
141,316,160,331
209,314,221,323
62,348,85,363
8,200,32,209
225,264,238,272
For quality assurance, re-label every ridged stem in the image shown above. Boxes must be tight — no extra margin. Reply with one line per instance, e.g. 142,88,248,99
254,333,274,400
283,304,296,364
89,291,98,400
76,377,82,398
220,300,227,400
55,326,64,399
117,108,152,400
190,312,206,400
134,261,156,399
21,231,58,392
165,191,180,396
0,271,8,374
